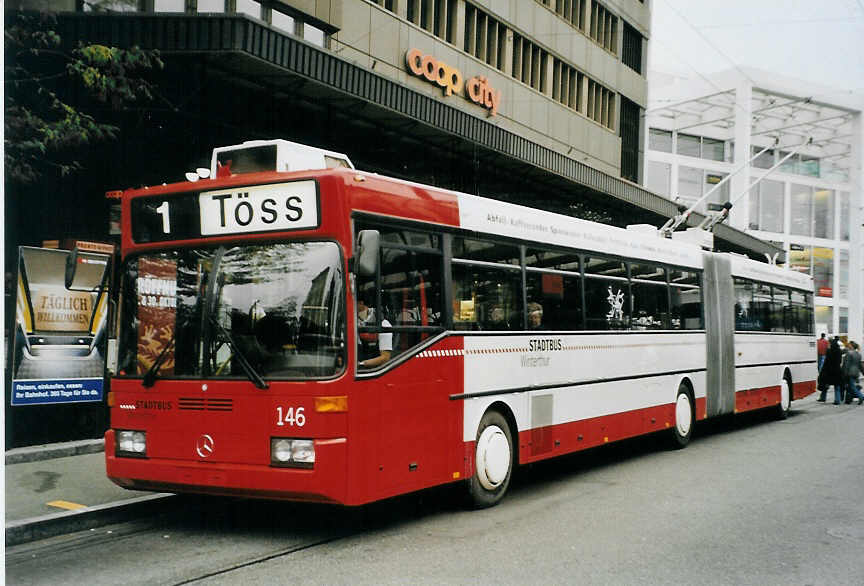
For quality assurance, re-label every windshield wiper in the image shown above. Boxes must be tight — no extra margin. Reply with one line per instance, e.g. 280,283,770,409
209,315,269,389
142,334,176,388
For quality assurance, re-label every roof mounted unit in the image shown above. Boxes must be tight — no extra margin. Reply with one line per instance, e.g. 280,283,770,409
210,139,354,178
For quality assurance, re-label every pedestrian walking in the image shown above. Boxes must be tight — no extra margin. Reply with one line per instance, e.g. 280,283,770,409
817,333,829,371
817,337,844,404
841,341,864,405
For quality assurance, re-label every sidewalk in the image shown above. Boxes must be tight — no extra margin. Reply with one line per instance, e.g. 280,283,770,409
5,439,174,546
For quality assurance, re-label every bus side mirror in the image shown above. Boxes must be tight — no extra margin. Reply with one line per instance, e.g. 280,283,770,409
64,247,79,290
355,230,380,277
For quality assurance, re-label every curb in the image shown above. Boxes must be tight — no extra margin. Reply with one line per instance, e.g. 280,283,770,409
5,493,175,547
5,439,105,465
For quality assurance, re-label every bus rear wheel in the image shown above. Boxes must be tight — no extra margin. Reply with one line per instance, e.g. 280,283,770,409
468,410,513,508
776,375,792,420
671,385,694,449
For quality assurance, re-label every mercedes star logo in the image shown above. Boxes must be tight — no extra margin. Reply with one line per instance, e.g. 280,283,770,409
196,434,215,458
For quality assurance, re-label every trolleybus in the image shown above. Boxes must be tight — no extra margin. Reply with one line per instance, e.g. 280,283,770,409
105,139,817,507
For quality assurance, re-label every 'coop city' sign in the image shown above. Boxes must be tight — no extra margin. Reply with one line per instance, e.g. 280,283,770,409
405,49,501,116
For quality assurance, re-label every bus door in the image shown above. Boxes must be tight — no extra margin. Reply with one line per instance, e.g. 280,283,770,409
357,234,449,495
702,252,736,416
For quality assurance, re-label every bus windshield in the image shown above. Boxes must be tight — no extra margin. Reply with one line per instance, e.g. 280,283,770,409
118,242,346,381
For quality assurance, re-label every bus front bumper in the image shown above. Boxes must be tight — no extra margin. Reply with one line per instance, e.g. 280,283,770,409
104,430,349,505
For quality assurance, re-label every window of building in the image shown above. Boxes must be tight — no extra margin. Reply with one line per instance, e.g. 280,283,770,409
84,1,140,11
815,305,833,334
586,79,615,130
648,128,672,152
512,34,548,93
789,244,811,276
271,10,296,34
748,178,784,233
620,97,640,183
800,155,820,177
464,4,506,69
408,0,457,44
235,0,261,19
840,307,848,334
154,0,185,12
646,161,671,197
813,247,833,297
790,184,812,236
303,23,326,47
703,172,729,210
752,146,774,169
676,133,701,158
539,0,587,30
702,137,724,162
677,166,702,201
551,60,583,110
813,188,834,239
839,249,848,299
840,192,850,240
622,20,643,74
197,0,225,12
589,1,617,54
370,0,395,11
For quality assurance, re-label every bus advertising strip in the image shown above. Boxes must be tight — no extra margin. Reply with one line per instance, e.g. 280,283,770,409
11,246,111,406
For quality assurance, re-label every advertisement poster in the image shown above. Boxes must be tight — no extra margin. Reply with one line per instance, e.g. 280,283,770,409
10,246,111,406
136,257,178,375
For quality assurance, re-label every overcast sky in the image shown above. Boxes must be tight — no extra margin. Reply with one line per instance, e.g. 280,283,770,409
649,0,864,98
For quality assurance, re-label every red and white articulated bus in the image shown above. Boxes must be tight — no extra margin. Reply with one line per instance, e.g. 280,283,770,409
105,140,817,507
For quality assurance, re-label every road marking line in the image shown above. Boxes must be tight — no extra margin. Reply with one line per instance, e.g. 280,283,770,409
46,500,87,511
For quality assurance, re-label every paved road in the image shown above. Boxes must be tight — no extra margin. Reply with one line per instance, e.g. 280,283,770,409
7,395,864,585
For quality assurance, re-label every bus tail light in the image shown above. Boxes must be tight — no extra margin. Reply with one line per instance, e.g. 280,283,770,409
116,430,147,457
314,396,348,413
270,438,315,468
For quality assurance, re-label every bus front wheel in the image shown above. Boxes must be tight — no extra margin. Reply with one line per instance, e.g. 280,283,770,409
671,385,694,449
468,410,513,508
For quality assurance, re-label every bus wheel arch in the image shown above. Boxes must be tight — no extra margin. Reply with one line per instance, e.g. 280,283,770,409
671,380,695,449
468,404,517,508
776,369,793,420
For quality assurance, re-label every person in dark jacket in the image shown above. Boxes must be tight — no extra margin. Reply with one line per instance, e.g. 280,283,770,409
817,337,844,404
841,341,864,405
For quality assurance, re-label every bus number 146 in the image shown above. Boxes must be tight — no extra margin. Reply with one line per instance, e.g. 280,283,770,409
276,406,306,427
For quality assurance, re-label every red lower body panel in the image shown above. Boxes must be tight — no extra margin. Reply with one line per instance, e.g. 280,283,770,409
793,380,816,400
105,429,349,504
515,403,678,465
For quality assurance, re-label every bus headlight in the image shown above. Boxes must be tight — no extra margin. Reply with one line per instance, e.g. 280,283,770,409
116,430,147,457
270,438,315,468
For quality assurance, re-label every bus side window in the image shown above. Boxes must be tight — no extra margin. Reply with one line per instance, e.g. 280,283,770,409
380,248,443,355
452,264,522,331
629,263,669,330
669,269,702,330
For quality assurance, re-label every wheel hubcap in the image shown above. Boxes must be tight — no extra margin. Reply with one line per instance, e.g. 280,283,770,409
675,393,692,436
476,425,510,490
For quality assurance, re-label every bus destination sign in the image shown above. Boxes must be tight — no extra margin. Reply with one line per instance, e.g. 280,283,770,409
200,181,318,235
130,180,319,243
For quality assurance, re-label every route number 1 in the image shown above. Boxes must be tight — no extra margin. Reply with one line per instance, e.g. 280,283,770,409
156,201,171,234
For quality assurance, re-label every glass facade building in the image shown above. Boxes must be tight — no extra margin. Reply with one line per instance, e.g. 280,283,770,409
645,70,863,339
